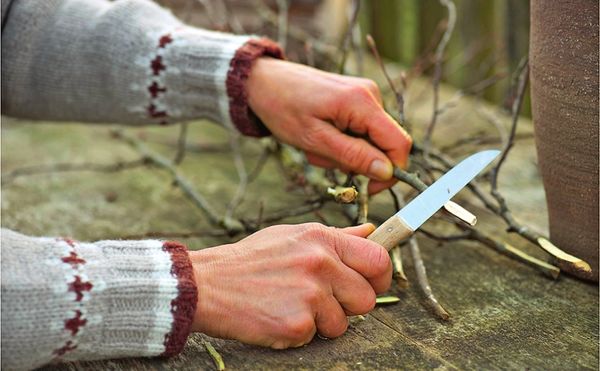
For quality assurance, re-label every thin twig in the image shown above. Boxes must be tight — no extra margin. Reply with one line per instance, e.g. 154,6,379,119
252,0,338,61
202,338,225,371
413,144,590,274
390,246,409,289
225,131,248,220
423,0,457,155
276,0,289,51
356,176,369,224
396,192,450,321
173,122,189,165
366,34,407,129
489,60,529,192
113,130,243,233
338,0,361,74
1,159,146,185
465,227,560,279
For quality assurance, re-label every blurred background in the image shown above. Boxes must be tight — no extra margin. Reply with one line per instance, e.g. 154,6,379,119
157,0,531,115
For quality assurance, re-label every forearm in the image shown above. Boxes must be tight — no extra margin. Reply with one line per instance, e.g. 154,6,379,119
1,0,282,136
0,229,196,370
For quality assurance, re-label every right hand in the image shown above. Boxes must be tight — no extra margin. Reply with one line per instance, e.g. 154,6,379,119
189,223,392,349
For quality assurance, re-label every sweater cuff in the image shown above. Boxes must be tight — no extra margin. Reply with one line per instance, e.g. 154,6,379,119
226,38,285,137
161,241,197,357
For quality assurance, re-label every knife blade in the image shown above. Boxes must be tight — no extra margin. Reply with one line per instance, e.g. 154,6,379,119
368,150,500,250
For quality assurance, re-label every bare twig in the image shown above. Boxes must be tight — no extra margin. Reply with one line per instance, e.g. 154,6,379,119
338,0,361,74
226,131,248,220
113,130,243,233
276,0,289,51
390,246,409,289
408,236,451,321
202,338,225,371
252,0,338,60
366,34,407,129
489,60,529,192
395,191,450,321
356,176,369,224
413,144,589,275
173,123,189,165
2,159,146,185
423,0,457,154
465,227,560,279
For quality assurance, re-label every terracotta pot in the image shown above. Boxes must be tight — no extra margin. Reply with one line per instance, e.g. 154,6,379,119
529,0,599,281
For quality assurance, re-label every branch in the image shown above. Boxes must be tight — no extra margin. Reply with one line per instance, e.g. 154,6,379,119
113,130,244,233
338,0,361,74
173,122,189,165
390,246,409,289
423,0,457,154
489,59,528,192
366,34,407,130
276,0,289,51
225,131,248,221
412,144,590,275
1,158,146,185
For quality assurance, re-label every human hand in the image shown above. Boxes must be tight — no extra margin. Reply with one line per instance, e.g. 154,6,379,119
246,58,412,194
189,223,392,349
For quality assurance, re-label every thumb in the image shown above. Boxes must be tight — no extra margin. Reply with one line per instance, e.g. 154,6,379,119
339,223,376,238
310,122,393,181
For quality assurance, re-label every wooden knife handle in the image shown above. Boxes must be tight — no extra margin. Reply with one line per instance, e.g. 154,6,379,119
367,216,414,251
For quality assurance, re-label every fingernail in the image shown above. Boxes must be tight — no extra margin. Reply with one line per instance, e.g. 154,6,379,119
368,159,392,180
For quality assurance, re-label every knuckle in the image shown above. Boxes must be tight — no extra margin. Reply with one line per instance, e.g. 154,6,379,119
348,85,372,101
301,124,328,149
303,282,326,307
358,289,377,314
304,247,335,273
329,317,349,338
369,245,390,273
361,78,380,94
341,141,369,170
283,316,315,343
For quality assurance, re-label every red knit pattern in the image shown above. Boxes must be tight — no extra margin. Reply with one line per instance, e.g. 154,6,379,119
65,310,87,336
62,251,86,267
146,33,172,125
53,341,77,357
53,238,90,359
68,275,93,302
226,38,284,137
161,241,198,357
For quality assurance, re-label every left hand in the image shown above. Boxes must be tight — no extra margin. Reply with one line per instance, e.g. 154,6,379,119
247,58,412,194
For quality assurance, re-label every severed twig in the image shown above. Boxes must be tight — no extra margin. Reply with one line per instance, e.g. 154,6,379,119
202,338,225,371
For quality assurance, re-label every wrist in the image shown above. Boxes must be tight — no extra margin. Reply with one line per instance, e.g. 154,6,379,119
227,38,284,137
189,247,226,335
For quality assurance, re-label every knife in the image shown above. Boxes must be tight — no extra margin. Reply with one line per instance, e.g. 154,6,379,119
367,150,500,250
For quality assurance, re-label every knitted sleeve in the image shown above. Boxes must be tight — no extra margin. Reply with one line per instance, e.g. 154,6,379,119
0,228,198,370
1,0,284,137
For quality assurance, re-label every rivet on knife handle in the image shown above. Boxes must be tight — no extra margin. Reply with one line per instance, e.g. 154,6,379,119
367,216,413,251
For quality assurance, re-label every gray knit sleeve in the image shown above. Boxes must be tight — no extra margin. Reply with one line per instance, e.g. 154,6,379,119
1,0,283,136
1,228,198,370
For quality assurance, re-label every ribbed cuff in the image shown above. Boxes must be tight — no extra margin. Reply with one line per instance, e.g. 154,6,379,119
161,241,198,357
226,38,285,137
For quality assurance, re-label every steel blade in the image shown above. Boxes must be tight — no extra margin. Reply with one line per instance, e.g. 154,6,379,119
397,150,500,230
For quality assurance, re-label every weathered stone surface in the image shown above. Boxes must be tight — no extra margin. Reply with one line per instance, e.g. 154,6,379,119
3,76,597,370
